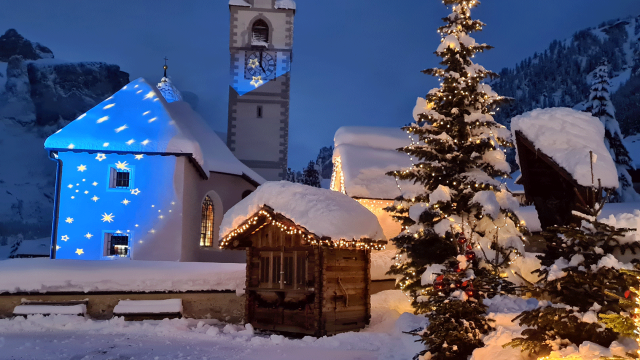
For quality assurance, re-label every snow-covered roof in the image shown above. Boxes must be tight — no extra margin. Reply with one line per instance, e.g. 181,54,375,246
228,0,251,7
228,0,296,10
0,258,245,294
333,126,423,199
220,181,386,241
45,78,265,184
274,0,296,10
511,108,618,189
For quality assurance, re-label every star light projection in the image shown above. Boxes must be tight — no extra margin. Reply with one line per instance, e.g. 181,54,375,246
45,79,186,260
51,151,181,260
231,51,291,95
250,76,264,88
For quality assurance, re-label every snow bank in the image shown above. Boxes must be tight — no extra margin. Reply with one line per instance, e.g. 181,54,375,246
0,290,426,360
220,181,385,241
114,299,182,314
0,258,245,294
511,108,618,188
333,126,424,199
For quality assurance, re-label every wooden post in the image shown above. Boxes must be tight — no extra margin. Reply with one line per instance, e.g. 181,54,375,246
268,252,273,288
280,251,284,290
293,251,298,290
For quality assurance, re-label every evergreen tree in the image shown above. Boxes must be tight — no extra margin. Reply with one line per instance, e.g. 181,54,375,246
586,59,639,202
599,268,640,359
385,1,525,358
506,197,640,357
302,161,321,188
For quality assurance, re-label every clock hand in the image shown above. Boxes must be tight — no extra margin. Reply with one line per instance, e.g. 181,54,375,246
259,52,267,73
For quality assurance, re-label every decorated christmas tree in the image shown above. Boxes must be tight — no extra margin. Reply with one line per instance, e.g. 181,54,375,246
385,0,526,358
586,59,638,202
506,195,640,357
600,268,640,359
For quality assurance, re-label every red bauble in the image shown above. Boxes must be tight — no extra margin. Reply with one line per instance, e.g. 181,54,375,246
434,281,445,290
457,234,467,244
465,250,476,261
454,264,462,273
465,288,476,297
466,244,473,251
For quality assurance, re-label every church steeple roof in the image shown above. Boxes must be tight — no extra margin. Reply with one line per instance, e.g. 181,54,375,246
157,58,182,103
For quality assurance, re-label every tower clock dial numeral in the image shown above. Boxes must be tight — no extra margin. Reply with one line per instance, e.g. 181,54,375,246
246,52,276,79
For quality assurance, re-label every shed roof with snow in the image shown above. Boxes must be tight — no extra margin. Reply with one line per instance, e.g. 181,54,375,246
44,78,264,184
220,181,386,246
511,107,618,189
229,0,296,10
332,126,423,200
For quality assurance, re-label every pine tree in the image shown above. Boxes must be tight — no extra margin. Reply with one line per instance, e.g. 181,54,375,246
302,161,321,188
586,59,639,202
506,197,640,357
385,1,525,358
599,268,640,359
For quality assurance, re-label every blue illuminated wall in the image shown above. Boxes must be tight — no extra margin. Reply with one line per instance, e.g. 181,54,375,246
55,152,184,261
231,51,291,96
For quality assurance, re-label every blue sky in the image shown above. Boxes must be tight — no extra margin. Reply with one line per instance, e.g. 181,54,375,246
2,0,640,170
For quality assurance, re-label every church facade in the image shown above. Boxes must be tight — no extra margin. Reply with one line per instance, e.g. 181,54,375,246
44,78,264,262
227,0,295,181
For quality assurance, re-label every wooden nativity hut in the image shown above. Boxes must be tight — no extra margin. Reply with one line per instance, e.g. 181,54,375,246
511,108,619,229
219,181,387,337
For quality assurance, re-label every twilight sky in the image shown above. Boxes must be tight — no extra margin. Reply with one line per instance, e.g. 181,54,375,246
2,0,639,170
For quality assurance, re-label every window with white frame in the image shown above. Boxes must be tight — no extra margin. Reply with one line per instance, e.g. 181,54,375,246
109,167,131,189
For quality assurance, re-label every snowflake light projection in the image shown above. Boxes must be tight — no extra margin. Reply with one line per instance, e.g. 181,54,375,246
44,79,186,260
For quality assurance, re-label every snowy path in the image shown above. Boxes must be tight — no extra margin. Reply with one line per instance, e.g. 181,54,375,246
0,291,425,360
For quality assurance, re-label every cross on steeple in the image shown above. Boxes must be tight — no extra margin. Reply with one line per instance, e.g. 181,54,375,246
163,57,168,77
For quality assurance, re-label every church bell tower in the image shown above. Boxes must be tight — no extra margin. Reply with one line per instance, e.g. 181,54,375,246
227,0,295,181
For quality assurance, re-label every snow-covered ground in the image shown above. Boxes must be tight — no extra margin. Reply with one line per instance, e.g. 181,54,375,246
0,258,245,293
0,290,424,360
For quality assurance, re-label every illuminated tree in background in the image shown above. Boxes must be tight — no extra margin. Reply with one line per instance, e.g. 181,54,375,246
385,0,525,358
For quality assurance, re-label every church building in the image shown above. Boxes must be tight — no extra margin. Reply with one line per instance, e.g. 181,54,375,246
227,0,296,181
44,76,264,262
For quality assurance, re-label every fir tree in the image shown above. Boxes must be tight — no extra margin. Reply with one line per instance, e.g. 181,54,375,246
302,161,321,188
599,268,640,359
385,1,525,358
506,197,640,357
586,59,639,202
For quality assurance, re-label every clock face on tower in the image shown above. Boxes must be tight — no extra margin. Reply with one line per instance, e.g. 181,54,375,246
245,51,277,80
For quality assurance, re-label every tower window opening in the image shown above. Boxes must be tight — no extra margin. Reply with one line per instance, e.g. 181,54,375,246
257,106,263,118
252,19,269,46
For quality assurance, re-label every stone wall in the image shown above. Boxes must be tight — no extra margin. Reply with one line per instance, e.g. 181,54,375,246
0,291,245,322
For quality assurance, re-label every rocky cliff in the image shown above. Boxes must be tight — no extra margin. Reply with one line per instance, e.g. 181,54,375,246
0,29,129,246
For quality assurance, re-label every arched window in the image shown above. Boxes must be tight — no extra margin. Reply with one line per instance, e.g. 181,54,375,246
200,196,214,247
252,19,269,45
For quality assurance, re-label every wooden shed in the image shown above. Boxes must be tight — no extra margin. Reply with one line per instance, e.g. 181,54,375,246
515,130,611,229
219,200,386,337
511,108,620,230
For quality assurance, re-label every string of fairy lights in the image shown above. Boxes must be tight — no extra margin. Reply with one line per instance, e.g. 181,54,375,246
219,208,386,251
384,0,529,301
